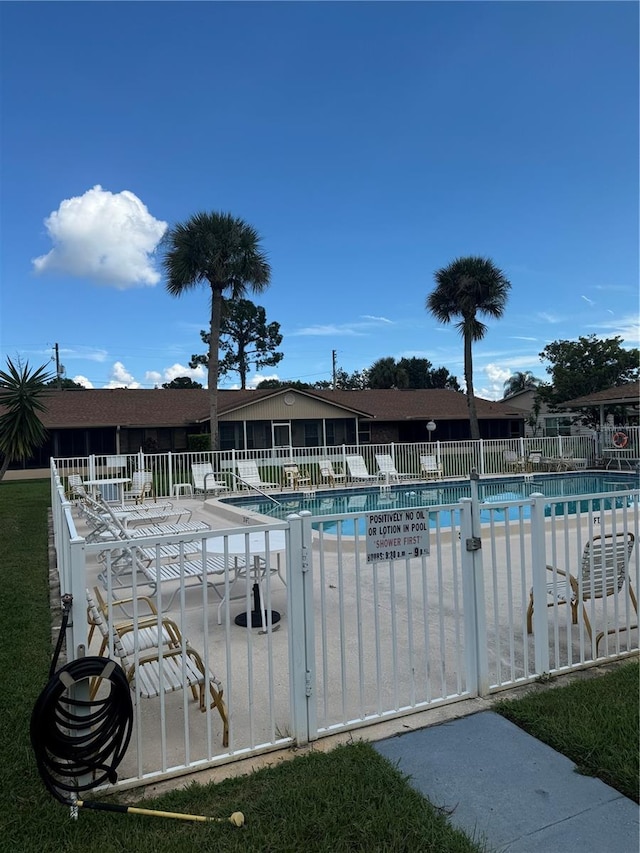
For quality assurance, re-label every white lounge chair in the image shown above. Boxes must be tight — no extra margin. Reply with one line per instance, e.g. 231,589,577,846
318,459,346,486
345,455,379,482
236,460,280,490
375,454,414,481
420,455,443,480
191,462,228,496
90,493,190,527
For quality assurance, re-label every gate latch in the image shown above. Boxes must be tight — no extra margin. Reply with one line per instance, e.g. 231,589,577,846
465,536,482,552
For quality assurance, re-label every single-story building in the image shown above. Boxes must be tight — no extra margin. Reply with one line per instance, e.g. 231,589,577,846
559,381,640,429
501,381,640,436
7,386,526,469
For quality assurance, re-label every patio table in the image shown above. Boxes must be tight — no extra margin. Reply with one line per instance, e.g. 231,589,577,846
83,476,131,505
602,448,635,470
207,531,286,631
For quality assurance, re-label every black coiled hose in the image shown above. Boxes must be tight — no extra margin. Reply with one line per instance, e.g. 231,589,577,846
30,595,133,804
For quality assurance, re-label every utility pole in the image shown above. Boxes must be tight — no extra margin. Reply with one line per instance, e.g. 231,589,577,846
55,343,62,389
332,349,337,390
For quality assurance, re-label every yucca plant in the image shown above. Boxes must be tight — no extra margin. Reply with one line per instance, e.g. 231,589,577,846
0,357,53,481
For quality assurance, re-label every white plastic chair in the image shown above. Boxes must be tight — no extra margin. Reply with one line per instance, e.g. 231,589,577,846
527,532,637,654
420,455,443,480
319,459,346,486
191,463,228,496
345,455,379,482
375,454,414,481
236,460,280,490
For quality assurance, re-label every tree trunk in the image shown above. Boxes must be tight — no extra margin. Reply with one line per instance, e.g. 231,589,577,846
464,333,480,442
208,285,223,452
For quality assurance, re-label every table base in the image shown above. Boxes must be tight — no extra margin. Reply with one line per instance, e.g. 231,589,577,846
234,583,281,630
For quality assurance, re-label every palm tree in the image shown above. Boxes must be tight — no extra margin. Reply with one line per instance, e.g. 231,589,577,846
163,212,271,450
427,256,511,441
0,357,53,482
503,370,540,398
368,357,409,389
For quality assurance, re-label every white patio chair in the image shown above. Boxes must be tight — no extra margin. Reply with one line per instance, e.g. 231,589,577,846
526,532,637,654
318,459,346,486
191,462,228,497
345,455,379,482
236,460,280,490
420,455,443,480
283,463,311,490
124,470,154,504
375,453,414,481
503,450,525,472
68,473,88,503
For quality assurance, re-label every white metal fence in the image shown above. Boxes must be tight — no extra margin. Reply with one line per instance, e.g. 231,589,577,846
51,431,640,498
50,456,639,793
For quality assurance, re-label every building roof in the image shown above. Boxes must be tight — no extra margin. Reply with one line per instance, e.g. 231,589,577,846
559,381,640,409
308,388,522,421
25,387,524,429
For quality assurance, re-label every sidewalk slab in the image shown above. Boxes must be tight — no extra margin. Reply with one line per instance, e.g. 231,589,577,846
374,711,639,853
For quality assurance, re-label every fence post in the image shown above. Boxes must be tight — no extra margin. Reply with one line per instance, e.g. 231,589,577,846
286,511,316,744
530,492,550,674
459,470,489,696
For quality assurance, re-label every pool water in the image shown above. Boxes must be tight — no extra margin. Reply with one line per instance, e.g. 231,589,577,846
223,472,639,534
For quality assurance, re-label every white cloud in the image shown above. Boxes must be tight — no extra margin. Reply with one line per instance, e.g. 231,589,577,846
478,363,513,401
144,363,207,387
361,315,393,324
536,311,563,324
104,361,141,388
592,314,640,346
71,374,94,388
293,316,393,337
33,185,167,289
484,364,512,385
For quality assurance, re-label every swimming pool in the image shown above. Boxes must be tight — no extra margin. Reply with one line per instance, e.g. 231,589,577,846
222,472,639,531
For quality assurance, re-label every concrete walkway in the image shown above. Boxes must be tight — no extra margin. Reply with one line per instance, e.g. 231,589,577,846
374,710,639,853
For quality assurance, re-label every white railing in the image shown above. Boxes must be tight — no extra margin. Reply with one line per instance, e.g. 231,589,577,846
52,430,640,499
49,459,640,791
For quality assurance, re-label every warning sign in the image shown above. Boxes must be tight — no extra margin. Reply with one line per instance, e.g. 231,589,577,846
365,509,430,564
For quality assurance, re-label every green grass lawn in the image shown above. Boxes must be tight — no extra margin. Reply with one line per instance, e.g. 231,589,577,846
0,479,484,853
2,479,637,852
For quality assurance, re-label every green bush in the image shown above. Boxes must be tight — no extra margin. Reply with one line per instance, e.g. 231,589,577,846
187,433,211,451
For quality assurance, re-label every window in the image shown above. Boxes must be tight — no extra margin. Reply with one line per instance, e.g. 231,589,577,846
358,422,371,444
326,422,335,446
545,417,572,437
304,422,320,447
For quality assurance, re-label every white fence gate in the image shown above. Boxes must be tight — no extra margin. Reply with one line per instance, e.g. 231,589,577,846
51,467,639,792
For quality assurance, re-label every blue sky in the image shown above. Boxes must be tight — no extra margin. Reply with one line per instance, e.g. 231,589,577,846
1,1,638,399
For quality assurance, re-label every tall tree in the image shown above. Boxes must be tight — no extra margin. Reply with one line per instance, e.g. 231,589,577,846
427,256,511,440
190,299,283,389
0,357,53,481
503,370,540,398
396,357,461,390
163,212,270,449
537,334,639,416
45,377,86,390
257,379,313,390
162,376,203,389
368,357,409,389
